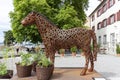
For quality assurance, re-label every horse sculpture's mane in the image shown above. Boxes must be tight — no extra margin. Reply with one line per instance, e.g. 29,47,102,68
33,11,58,28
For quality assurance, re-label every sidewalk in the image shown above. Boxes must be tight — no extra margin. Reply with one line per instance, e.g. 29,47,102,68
1,54,120,80
55,54,120,80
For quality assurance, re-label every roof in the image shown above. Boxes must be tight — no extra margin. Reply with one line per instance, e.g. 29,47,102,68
89,0,107,17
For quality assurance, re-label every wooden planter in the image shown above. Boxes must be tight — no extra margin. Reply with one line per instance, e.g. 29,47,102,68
36,65,54,80
0,70,13,79
16,63,32,78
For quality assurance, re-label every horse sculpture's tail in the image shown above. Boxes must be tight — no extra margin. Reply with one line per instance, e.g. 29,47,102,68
91,30,98,61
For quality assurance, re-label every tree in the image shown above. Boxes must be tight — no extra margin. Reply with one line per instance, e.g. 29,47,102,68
9,0,89,43
4,30,15,46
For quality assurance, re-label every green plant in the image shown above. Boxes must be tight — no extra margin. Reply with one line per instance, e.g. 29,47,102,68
0,63,7,76
37,54,52,67
59,49,65,54
18,53,33,66
32,50,44,62
116,44,120,54
70,46,77,52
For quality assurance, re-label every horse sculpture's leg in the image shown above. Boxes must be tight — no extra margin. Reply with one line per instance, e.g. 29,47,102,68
80,51,90,76
49,50,56,63
88,53,94,72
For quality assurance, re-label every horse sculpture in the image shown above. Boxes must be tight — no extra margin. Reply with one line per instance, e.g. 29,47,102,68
21,11,98,75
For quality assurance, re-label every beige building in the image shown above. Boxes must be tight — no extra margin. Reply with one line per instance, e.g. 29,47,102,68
89,0,120,55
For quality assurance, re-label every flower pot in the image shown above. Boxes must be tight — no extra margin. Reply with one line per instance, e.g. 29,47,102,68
0,70,13,79
36,65,54,80
72,52,76,57
117,54,120,57
60,53,64,57
16,63,32,78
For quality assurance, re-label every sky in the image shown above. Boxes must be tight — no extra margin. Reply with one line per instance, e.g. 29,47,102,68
0,0,100,43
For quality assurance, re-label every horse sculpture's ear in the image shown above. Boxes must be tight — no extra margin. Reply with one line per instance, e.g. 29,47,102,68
30,11,36,16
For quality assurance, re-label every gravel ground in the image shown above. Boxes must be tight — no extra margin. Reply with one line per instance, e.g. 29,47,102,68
0,54,120,80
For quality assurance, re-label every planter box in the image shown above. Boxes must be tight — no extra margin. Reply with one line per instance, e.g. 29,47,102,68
36,65,54,80
16,63,32,78
0,70,13,79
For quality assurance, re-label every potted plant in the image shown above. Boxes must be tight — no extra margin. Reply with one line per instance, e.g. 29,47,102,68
32,52,42,72
116,44,120,56
59,49,65,57
70,46,77,57
0,47,14,79
80,49,85,56
16,53,33,77
0,63,13,79
36,54,54,80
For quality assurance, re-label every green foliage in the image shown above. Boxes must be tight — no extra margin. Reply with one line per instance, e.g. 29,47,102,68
70,46,77,52
55,5,83,29
32,49,44,62
59,49,65,54
0,63,7,76
116,44,120,54
19,53,33,66
9,0,88,43
4,30,15,46
37,54,52,67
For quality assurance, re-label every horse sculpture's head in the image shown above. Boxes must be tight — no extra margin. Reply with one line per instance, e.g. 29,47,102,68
21,12,36,26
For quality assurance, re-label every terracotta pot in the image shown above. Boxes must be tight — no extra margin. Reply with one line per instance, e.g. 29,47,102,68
117,54,120,57
16,63,32,78
36,65,54,80
0,70,13,79
60,53,64,57
72,52,76,57
81,52,85,56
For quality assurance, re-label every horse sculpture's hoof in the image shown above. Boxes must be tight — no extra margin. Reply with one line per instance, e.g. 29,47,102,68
88,68,94,72
80,69,87,76
80,72,86,76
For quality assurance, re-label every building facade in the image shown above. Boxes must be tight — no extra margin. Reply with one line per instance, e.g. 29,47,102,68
89,0,120,55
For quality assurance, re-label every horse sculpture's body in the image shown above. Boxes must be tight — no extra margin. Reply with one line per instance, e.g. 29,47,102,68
21,12,98,75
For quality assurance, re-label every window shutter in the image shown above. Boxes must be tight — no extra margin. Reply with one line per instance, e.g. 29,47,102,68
101,21,104,28
117,11,120,21
113,0,115,4
114,14,116,22
107,17,110,25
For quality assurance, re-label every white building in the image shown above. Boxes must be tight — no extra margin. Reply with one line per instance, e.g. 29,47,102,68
89,0,120,55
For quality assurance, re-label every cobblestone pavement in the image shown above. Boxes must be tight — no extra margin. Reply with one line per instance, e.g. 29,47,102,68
0,54,120,80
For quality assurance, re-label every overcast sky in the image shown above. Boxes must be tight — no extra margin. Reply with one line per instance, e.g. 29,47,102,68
0,0,100,43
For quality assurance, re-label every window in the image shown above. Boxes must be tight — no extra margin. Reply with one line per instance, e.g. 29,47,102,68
103,35,107,44
103,4,107,13
97,22,102,30
98,36,102,45
92,15,95,21
109,0,114,7
97,9,101,17
92,26,95,31
110,33,115,46
117,10,120,21
103,19,107,27
110,14,115,24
